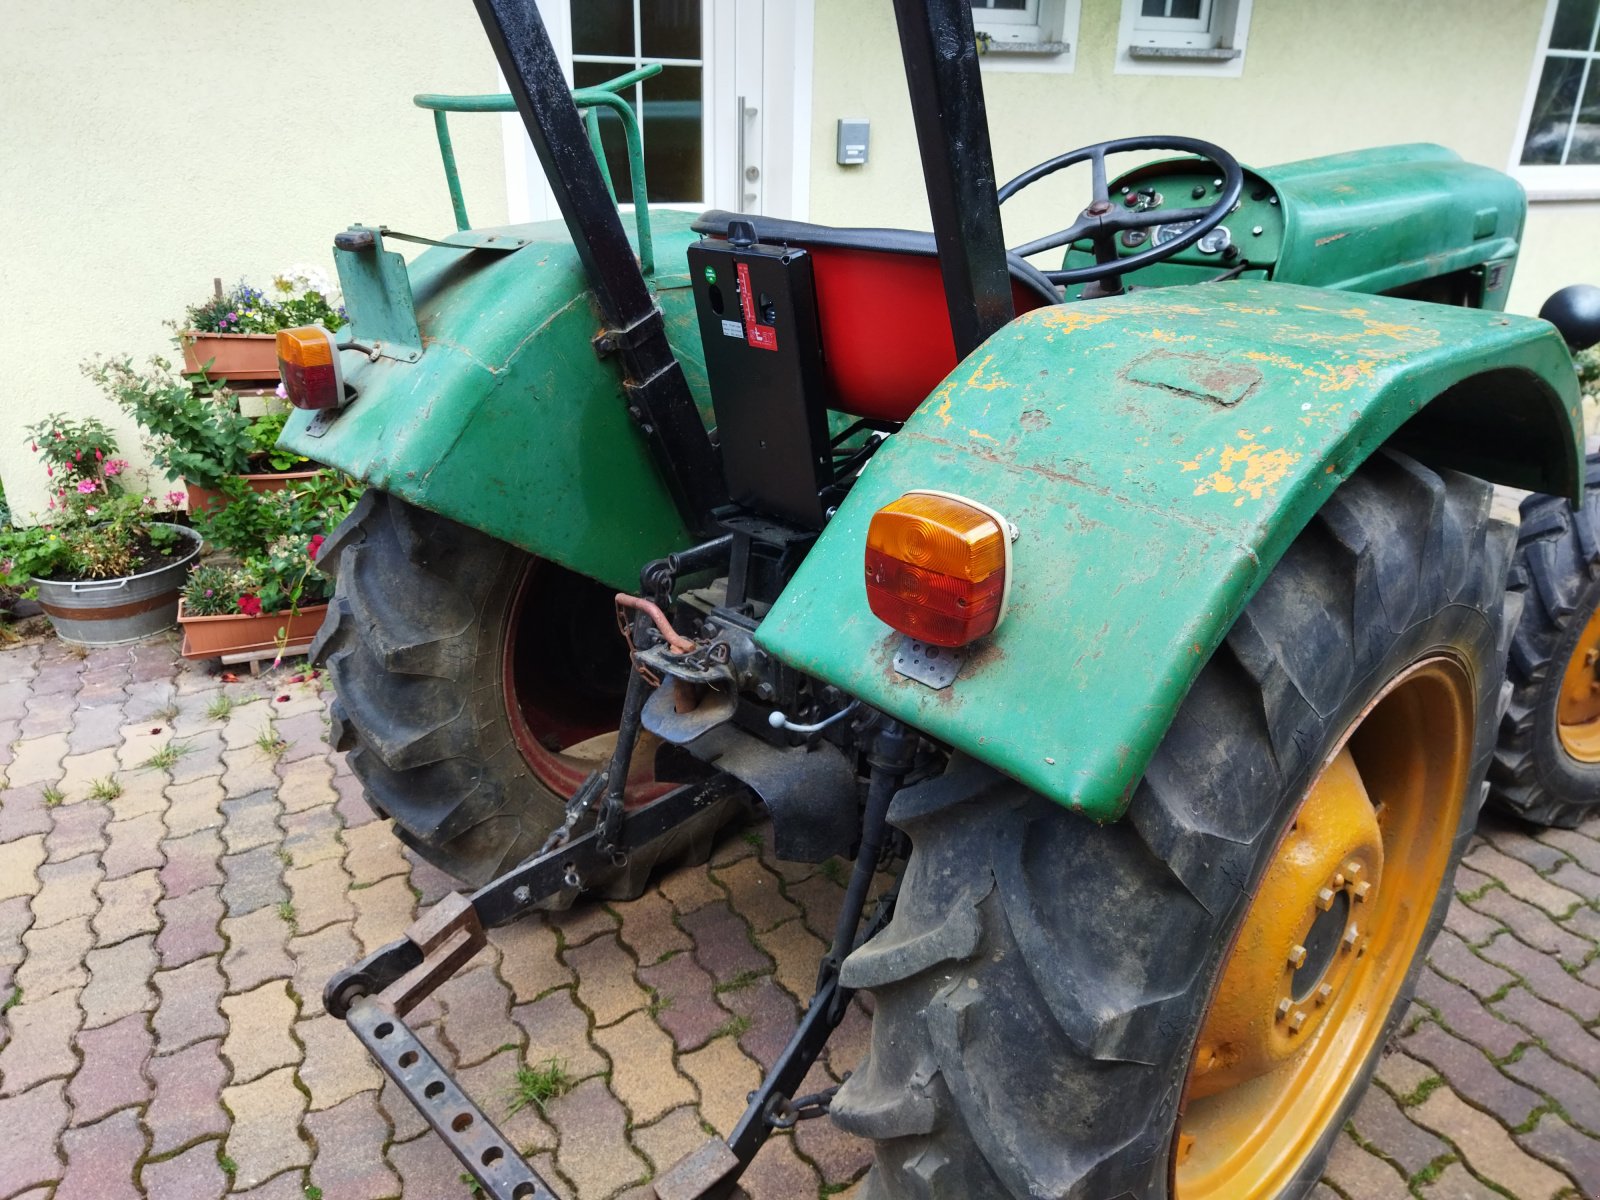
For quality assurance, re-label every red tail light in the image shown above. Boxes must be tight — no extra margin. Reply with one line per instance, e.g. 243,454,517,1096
865,491,1013,647
276,326,345,410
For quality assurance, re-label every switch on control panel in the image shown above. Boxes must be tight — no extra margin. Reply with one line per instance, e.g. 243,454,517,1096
837,119,869,166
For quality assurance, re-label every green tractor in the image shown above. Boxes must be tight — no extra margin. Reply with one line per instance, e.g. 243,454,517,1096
292,2,1600,1197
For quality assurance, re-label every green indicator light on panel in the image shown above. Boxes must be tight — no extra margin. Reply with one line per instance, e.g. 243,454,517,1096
703,266,717,284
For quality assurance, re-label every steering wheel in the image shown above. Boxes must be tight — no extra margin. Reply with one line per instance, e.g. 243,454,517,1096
998,135,1244,288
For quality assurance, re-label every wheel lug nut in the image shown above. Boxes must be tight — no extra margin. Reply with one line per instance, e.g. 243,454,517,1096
1276,998,1292,1019
1315,983,1333,1006
1332,872,1346,888
1353,881,1371,903
1316,887,1336,911
1342,925,1361,952
1289,1010,1308,1033
1345,860,1363,879
1288,944,1308,968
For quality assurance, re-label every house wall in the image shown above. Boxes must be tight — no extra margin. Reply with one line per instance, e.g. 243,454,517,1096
805,0,1598,317
0,1,507,522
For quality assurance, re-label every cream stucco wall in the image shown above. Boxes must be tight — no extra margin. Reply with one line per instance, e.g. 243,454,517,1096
805,0,1599,316
0,1,508,521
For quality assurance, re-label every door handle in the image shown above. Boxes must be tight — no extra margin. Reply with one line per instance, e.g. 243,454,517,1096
737,97,758,212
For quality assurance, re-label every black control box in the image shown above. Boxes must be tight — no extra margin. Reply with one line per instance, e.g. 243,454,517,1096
686,231,832,529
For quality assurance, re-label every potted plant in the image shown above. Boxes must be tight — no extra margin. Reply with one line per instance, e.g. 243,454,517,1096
176,473,357,661
175,266,346,384
0,417,199,646
84,356,317,512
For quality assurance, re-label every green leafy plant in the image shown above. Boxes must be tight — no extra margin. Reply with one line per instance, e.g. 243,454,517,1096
85,356,254,491
22,413,127,506
256,725,287,759
248,412,307,473
87,776,122,801
182,268,346,336
0,493,185,586
206,694,235,721
42,786,64,807
506,1059,574,1116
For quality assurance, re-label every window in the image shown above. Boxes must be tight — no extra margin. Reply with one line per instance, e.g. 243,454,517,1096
970,0,1080,72
570,0,705,204
1514,0,1600,197
1115,0,1252,76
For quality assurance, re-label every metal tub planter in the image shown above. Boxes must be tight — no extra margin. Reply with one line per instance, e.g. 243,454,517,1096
33,523,201,646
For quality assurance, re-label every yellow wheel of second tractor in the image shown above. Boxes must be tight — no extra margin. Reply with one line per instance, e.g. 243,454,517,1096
832,452,1512,1200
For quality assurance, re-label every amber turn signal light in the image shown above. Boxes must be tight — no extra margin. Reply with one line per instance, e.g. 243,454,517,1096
864,490,1013,648
276,326,345,411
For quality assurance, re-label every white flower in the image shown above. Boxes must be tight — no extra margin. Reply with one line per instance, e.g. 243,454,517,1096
271,263,341,306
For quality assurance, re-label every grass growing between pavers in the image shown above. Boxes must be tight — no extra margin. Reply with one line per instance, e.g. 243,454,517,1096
507,1057,576,1116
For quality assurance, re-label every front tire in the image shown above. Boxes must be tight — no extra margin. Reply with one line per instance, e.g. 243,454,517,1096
1489,450,1600,827
831,452,1515,1199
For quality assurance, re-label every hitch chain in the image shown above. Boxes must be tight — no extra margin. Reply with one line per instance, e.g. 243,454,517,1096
763,1078,847,1129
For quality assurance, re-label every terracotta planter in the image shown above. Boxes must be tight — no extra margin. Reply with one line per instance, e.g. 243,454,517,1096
178,331,279,382
185,469,322,514
178,600,329,660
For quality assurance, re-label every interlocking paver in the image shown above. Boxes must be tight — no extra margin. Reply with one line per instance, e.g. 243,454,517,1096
80,934,156,1028
0,988,82,1094
219,845,288,917
220,981,300,1084
714,857,801,934
220,748,280,799
297,1013,381,1110
512,988,609,1080
140,1138,229,1200
454,1047,558,1154
219,790,282,857
679,1034,762,1136
304,1090,402,1200
1467,888,1592,964
221,1065,311,1185
0,834,46,902
107,770,167,822
0,1080,67,1191
159,828,225,899
1412,1085,1576,1198
1492,985,1600,1072
145,1038,230,1155
567,933,651,1028
490,914,575,1002
639,948,730,1054
388,1131,473,1198
1413,970,1525,1059
7,732,69,787
549,1076,649,1198
219,906,296,993
43,799,109,864
93,868,162,945
341,820,410,884
1480,929,1600,1021
1347,1079,1452,1177
280,804,342,869
349,873,415,955
436,965,521,1066
154,885,226,968
163,776,225,839
614,887,693,966
1505,1044,1600,1135
1322,1133,1412,1200
1426,929,1516,997
55,1105,144,1200
1519,1110,1600,1194
278,755,338,813
17,916,92,1001
288,921,361,1019
1401,1021,1542,1126
0,782,52,842
67,1012,152,1124
595,1010,696,1124
680,900,772,986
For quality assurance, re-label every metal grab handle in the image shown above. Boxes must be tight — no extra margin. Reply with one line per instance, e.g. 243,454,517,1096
69,577,132,595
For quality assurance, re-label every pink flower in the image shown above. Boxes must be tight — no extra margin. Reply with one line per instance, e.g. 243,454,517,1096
94,449,103,461
45,466,52,478
73,450,81,461
103,459,126,477
308,534,326,561
142,496,155,506
76,479,97,494
238,594,263,617
165,490,185,508
84,506,99,517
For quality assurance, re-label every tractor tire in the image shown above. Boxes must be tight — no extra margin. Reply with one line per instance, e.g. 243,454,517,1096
312,490,745,889
831,451,1515,1200
1488,450,1600,828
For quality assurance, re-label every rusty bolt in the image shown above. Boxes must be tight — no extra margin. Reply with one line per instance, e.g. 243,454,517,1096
1342,925,1361,952
1289,1010,1308,1033
1353,881,1371,903
1315,983,1333,1007
1316,887,1336,911
1288,944,1308,968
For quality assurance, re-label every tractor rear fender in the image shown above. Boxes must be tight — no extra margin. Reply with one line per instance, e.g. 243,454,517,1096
277,213,712,591
755,281,1586,821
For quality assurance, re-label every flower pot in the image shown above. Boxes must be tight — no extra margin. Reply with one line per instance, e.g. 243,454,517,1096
177,600,329,660
178,331,279,382
184,468,323,514
32,524,201,647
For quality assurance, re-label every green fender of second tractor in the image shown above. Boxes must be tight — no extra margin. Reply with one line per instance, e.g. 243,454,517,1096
756,282,1585,821
278,213,712,591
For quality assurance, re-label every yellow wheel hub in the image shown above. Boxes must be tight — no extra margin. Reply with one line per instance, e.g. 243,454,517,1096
1557,602,1600,763
1175,657,1475,1198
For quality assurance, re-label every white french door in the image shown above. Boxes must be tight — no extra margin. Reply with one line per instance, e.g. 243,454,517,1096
503,0,811,224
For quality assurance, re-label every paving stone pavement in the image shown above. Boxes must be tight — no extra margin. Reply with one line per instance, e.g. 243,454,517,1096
0,634,1596,1199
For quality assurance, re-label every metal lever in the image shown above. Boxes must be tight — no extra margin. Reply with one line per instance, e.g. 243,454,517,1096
767,701,859,735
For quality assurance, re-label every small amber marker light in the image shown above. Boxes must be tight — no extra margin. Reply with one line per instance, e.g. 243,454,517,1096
276,326,345,410
864,490,1013,648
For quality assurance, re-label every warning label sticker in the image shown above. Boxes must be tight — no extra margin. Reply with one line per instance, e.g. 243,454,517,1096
736,261,778,352
721,319,743,339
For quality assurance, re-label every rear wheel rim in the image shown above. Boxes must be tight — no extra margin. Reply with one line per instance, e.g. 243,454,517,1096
1557,602,1600,763
502,560,669,805
1174,656,1475,1199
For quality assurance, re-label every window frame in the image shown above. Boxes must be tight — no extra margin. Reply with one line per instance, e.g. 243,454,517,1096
970,0,1081,73
1114,0,1252,77
1511,0,1600,199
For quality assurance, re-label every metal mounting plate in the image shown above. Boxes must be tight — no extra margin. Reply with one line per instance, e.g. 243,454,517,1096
892,636,963,689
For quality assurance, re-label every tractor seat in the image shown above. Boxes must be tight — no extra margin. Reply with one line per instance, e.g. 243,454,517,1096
693,210,1060,422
